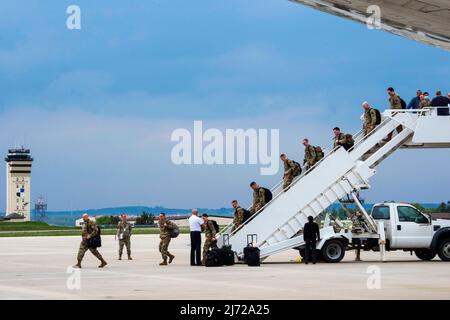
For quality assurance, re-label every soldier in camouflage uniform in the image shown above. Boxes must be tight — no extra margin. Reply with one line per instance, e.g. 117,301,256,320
201,213,217,265
362,101,378,137
302,139,316,170
386,87,404,140
231,200,245,232
387,87,402,110
333,127,346,149
249,182,266,214
158,213,176,266
116,214,133,260
280,154,300,190
74,213,107,268
333,127,354,151
419,93,431,108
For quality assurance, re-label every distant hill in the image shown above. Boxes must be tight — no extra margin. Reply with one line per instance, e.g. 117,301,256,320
30,206,234,226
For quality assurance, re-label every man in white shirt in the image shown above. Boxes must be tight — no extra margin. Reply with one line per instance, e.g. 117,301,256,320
188,209,203,266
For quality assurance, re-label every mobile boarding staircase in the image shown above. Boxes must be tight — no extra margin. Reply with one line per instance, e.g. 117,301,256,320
217,107,450,260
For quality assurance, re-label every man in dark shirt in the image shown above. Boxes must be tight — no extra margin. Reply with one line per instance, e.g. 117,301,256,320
431,91,450,116
303,216,320,264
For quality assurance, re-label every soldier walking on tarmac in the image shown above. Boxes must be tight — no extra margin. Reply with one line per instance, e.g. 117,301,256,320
73,213,107,268
158,213,176,266
116,213,133,260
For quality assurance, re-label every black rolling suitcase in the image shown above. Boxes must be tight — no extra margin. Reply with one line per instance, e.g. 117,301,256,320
243,234,260,267
218,234,235,266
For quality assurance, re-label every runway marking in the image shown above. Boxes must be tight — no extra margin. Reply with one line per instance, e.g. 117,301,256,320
3,258,448,300
0,249,185,256
0,284,79,299
0,260,358,298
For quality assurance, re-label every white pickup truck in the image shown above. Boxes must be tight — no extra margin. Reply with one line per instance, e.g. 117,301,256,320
299,202,450,263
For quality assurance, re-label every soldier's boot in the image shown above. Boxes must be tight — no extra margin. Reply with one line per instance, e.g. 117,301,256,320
168,254,175,264
98,259,108,268
128,255,132,260
73,260,82,268
159,259,168,266
118,255,122,260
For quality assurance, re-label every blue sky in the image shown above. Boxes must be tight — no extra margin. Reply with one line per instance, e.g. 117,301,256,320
0,0,449,211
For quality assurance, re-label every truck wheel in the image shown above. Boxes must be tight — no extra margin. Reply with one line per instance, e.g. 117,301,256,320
414,249,436,261
321,240,345,263
437,239,450,261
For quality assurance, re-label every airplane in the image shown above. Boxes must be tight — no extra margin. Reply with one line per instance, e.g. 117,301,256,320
290,0,450,51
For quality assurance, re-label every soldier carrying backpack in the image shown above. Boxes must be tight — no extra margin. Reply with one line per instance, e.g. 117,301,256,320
201,213,218,265
231,200,250,231
343,134,355,150
249,182,272,215
302,138,317,169
280,154,302,190
333,127,355,151
158,213,176,266
362,101,380,137
314,146,324,162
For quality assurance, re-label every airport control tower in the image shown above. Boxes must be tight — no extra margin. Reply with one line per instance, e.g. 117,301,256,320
5,148,33,221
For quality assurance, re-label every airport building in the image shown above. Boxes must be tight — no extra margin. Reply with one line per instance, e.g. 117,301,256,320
5,148,33,221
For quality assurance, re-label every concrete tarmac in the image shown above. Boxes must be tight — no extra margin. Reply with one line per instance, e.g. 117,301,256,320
0,234,449,300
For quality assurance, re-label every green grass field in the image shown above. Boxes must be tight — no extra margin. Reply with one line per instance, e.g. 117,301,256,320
0,221,191,237
0,221,78,231
0,228,192,237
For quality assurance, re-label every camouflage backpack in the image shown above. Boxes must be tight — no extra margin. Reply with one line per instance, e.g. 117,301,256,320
292,160,302,176
345,134,354,145
315,146,324,161
170,224,180,238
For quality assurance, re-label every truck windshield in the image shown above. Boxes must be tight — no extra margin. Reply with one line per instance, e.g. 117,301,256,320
371,206,390,219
